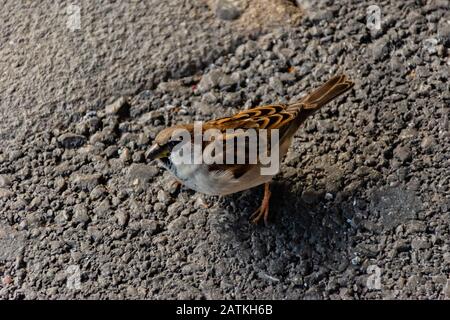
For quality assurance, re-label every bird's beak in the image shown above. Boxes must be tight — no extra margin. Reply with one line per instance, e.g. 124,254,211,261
145,144,169,162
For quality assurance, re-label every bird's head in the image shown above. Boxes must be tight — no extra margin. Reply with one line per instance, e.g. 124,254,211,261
145,124,194,164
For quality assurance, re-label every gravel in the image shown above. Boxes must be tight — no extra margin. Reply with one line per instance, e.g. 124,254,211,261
0,0,449,300
57,133,87,149
215,0,243,21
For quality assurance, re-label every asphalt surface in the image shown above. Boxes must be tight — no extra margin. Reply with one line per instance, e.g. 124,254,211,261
0,0,449,299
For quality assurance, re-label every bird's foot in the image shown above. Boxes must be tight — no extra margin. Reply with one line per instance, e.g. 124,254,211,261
250,182,271,226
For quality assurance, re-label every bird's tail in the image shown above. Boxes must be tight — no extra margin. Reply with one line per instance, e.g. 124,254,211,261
287,74,354,113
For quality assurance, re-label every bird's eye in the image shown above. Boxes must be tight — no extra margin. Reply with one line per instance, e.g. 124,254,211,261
167,140,182,149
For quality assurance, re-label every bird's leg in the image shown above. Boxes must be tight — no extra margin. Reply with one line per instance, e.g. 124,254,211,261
250,182,272,226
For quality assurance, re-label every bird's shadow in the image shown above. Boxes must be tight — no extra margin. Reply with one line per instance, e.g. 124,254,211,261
212,179,367,278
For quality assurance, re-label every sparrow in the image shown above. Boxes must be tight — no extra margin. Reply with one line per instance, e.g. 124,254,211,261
146,74,354,225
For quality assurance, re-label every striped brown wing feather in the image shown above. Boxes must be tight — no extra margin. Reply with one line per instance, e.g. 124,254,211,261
203,105,297,178
205,104,296,132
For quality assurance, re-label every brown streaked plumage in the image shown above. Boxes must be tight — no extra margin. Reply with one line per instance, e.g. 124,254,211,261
146,74,354,225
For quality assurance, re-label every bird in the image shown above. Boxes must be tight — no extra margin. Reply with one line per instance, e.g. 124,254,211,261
146,74,354,225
